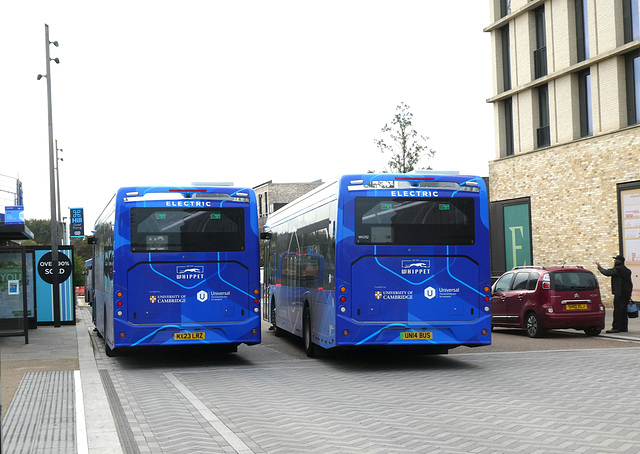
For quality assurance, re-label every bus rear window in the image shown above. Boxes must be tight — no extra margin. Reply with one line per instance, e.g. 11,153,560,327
130,207,245,252
354,197,475,245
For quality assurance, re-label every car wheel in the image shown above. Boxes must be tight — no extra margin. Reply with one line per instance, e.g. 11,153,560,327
303,306,316,358
584,327,601,336
525,312,545,338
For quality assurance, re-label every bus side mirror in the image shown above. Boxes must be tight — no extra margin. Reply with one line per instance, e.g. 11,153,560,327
260,232,271,240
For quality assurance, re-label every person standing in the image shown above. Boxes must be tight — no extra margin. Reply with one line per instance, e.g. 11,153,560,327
596,255,633,333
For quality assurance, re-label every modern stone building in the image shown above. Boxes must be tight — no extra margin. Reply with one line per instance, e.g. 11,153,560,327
485,0,640,300
253,180,323,233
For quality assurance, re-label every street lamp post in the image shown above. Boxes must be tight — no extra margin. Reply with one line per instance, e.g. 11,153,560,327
39,23,62,327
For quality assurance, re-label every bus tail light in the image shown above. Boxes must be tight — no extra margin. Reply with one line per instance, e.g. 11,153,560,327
117,301,123,307
251,328,258,335
342,330,350,337
481,329,488,336
340,296,346,303
119,332,126,339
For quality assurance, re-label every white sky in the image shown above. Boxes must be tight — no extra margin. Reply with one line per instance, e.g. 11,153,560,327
1,1,494,228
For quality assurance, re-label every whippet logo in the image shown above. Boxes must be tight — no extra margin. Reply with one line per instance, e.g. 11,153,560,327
401,260,431,275
176,265,205,280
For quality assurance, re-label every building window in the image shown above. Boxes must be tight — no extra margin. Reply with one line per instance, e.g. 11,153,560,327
501,25,511,91
576,0,589,61
624,0,640,43
626,50,640,125
534,6,548,79
500,0,511,17
578,69,593,137
504,98,514,156
264,192,268,215
537,85,550,148
258,194,263,216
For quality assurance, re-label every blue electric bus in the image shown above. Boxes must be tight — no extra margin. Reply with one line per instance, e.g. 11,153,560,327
262,173,491,356
93,186,261,356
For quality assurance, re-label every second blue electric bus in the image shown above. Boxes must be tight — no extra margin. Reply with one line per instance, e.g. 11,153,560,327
93,186,261,356
262,173,491,356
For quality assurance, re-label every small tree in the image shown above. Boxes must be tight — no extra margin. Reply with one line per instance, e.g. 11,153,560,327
374,102,435,173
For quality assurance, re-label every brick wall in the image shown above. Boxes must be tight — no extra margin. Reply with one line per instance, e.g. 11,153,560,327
489,125,640,301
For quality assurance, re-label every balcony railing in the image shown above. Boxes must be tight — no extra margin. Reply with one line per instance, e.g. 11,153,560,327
537,125,550,148
534,46,548,79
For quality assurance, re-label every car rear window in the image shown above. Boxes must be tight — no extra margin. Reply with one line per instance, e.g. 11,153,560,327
550,271,598,291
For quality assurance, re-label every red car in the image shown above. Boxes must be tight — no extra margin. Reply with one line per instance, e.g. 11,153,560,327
491,266,605,337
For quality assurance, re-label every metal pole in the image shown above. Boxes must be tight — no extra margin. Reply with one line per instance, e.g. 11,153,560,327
45,23,61,327
55,140,62,244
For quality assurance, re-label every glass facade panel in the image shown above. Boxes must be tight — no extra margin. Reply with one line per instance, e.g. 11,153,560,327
501,25,511,91
576,0,589,61
579,69,593,137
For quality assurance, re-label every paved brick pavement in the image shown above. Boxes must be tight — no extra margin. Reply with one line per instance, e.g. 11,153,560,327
3,304,640,453
90,315,640,454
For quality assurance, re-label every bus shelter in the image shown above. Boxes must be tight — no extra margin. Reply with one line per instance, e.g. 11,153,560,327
0,247,29,343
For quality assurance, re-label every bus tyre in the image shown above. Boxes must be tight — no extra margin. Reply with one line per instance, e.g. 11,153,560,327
105,344,118,357
303,307,316,358
272,303,283,337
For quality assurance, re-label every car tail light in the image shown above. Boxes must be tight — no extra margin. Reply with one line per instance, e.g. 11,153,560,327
542,274,551,290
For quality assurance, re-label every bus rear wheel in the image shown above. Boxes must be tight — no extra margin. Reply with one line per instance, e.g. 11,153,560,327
303,306,316,358
105,343,118,357
272,302,283,337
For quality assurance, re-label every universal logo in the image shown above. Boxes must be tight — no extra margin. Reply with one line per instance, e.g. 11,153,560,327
197,290,208,302
424,287,436,299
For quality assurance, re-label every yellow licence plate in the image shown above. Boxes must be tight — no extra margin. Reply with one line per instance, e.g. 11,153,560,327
400,331,433,340
566,303,588,310
174,332,205,340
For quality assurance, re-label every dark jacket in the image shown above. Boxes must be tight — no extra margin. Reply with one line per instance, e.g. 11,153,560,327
597,263,633,296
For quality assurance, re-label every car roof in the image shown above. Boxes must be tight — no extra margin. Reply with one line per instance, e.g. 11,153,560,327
508,266,593,273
